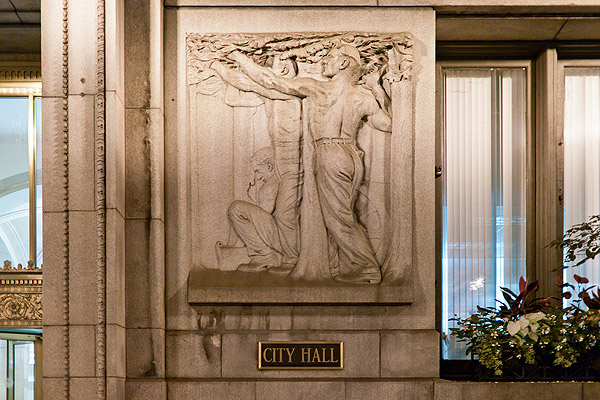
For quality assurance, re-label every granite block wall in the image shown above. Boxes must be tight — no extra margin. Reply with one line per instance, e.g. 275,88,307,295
40,1,600,399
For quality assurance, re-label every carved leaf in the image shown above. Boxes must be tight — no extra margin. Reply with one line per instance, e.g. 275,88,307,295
186,32,414,89
0,294,42,321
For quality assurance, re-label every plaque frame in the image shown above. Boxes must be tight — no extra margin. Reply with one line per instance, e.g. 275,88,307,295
258,341,344,370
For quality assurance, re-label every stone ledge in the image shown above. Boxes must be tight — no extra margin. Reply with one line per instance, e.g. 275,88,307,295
187,269,412,305
164,0,600,13
165,0,376,6
433,379,599,400
163,379,600,400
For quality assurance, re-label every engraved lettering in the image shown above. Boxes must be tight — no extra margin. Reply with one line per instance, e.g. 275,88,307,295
258,342,342,369
312,348,321,363
301,347,310,363
321,348,330,363
263,347,273,363
330,347,339,363
285,347,295,363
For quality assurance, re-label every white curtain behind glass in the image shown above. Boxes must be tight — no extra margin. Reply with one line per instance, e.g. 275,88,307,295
564,68,600,289
443,68,527,359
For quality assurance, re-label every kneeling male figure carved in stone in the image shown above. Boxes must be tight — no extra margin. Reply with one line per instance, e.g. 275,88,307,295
228,44,392,284
211,57,303,273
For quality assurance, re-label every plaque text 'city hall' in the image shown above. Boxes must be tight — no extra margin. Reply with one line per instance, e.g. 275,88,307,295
258,341,343,369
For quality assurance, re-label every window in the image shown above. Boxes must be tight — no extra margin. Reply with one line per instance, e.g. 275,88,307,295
0,332,41,400
562,62,600,290
0,83,42,268
439,54,600,363
0,78,43,400
439,63,531,359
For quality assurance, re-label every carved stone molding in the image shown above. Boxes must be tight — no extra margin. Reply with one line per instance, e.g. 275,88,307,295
0,294,42,326
60,0,71,398
1,260,42,271
0,65,41,81
95,0,107,398
0,271,42,327
0,67,42,82
186,32,413,87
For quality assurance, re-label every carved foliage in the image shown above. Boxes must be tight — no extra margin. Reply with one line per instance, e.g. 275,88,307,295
0,294,42,322
186,32,413,87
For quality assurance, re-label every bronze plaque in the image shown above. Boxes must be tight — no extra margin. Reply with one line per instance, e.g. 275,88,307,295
258,341,343,370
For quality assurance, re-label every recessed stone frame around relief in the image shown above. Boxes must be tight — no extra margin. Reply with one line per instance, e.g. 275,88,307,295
185,32,415,304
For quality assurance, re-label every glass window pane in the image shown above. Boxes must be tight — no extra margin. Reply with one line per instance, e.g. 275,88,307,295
442,68,527,359
35,97,42,267
0,98,30,267
13,342,34,400
563,67,600,290
0,340,6,400
0,190,29,266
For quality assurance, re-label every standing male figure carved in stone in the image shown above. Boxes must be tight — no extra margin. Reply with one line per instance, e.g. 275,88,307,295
228,44,392,284
210,57,303,274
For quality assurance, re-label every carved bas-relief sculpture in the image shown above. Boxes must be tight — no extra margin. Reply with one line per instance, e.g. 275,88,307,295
186,32,413,289
211,56,303,275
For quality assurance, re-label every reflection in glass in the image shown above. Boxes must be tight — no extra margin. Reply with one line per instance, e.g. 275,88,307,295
564,68,600,292
0,98,30,266
13,342,34,400
0,340,6,400
442,68,527,359
35,98,42,267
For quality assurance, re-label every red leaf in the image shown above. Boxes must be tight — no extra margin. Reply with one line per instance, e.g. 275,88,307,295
554,276,563,287
519,276,527,293
526,280,539,294
574,274,589,284
583,296,600,309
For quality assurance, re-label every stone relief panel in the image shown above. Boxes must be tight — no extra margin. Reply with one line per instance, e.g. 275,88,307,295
185,32,414,286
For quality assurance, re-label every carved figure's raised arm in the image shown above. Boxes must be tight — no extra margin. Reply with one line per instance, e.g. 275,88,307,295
228,51,317,98
210,61,293,101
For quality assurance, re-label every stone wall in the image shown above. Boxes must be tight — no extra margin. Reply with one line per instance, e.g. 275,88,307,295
42,0,126,398
161,6,436,398
40,1,600,400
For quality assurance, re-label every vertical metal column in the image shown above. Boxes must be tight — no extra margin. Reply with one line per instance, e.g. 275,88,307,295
28,95,37,266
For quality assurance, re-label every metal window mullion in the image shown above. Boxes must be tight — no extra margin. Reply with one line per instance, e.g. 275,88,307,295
28,95,36,267
34,337,42,400
7,340,14,400
490,69,501,299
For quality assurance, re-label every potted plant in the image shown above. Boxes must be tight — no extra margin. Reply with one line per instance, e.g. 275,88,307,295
449,215,600,380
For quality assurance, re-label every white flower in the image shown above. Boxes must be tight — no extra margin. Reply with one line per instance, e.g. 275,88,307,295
507,313,548,341
527,312,546,323
529,332,539,342
519,317,530,331
507,320,521,336
530,322,539,333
